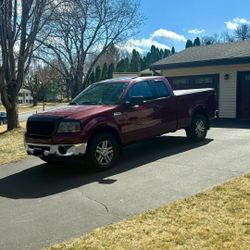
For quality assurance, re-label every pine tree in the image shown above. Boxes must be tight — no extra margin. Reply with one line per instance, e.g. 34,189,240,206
163,49,170,58
95,66,102,82
130,49,141,72
185,39,193,48
171,46,176,55
88,71,95,85
124,57,130,72
108,63,114,78
194,37,201,46
101,63,108,80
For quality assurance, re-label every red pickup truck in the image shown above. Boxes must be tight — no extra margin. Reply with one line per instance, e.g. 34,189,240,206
25,76,216,170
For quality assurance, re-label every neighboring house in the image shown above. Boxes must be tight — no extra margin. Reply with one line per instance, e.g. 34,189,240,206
150,40,250,119
0,88,33,104
18,89,33,104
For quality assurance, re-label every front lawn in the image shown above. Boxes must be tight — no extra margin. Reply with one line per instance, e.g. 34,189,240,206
50,174,250,250
0,124,26,165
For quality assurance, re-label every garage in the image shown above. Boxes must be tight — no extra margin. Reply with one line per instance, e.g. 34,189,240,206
150,40,250,119
167,74,219,109
237,71,250,119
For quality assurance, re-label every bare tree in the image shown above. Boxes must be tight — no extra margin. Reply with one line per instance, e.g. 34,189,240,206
0,0,61,130
36,0,143,98
234,24,250,41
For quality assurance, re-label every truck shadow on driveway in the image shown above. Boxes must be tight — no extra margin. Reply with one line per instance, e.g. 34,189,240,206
0,135,213,199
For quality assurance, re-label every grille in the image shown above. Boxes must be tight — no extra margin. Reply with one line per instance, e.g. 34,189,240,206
27,117,58,137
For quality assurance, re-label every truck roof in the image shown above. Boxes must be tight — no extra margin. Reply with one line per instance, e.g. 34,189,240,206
98,76,165,84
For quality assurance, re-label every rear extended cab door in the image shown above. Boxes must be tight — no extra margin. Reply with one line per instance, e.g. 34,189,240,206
149,79,177,133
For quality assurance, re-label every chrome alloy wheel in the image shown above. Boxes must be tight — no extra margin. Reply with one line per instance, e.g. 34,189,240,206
95,140,114,166
195,119,206,138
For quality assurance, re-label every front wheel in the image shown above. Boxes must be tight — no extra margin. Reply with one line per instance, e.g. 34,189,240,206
87,133,119,170
186,115,208,142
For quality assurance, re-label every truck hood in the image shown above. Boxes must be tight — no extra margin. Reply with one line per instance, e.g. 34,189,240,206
39,105,118,120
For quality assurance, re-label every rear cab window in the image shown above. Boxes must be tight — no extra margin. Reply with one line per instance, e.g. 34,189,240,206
150,80,170,98
127,81,154,100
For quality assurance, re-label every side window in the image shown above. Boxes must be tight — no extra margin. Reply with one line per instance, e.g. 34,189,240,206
127,81,154,100
151,80,170,97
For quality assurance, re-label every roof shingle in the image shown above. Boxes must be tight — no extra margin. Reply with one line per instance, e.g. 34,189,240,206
150,40,250,70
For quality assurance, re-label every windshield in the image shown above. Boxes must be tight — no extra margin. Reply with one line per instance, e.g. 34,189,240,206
71,82,128,105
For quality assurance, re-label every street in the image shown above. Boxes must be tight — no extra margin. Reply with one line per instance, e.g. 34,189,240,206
0,121,250,250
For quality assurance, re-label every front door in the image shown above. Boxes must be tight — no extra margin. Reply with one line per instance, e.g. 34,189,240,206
117,81,162,144
237,71,250,119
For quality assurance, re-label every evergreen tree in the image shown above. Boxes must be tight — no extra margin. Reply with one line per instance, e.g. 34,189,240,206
163,49,170,58
146,52,152,68
185,39,193,48
194,37,201,46
88,71,95,85
95,66,102,82
130,49,141,72
108,63,114,78
141,56,147,70
116,59,125,72
124,57,130,72
101,63,108,80
159,49,164,59
171,46,176,55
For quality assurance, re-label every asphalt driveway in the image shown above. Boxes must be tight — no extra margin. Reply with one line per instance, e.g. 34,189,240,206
0,120,249,250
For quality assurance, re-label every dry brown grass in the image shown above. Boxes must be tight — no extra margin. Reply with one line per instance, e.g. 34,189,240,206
0,123,26,165
49,174,250,250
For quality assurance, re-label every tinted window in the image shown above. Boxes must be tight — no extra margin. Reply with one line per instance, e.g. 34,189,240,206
128,81,153,100
151,80,170,97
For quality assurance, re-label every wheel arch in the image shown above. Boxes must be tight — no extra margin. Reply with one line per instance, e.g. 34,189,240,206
87,125,122,152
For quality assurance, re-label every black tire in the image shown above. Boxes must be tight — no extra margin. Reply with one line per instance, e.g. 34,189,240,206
186,115,208,142
87,133,119,170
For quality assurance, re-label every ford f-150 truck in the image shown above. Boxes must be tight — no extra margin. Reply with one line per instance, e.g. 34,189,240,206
25,76,216,170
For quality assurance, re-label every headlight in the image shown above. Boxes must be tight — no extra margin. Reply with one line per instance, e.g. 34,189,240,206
57,121,81,133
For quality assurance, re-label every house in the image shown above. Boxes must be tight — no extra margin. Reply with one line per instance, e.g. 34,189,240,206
150,40,250,119
18,89,33,104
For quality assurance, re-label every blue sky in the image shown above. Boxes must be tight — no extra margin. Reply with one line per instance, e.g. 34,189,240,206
125,0,250,53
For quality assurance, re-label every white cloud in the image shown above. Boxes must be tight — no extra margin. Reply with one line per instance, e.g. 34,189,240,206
188,28,206,34
152,29,186,42
225,18,250,30
121,38,171,54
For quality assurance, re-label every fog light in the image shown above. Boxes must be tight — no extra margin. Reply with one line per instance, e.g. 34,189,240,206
58,145,72,155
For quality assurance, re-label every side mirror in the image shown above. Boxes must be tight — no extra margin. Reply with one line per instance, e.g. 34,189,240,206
125,96,144,108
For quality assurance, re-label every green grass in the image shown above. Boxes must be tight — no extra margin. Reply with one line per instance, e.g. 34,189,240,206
49,174,250,250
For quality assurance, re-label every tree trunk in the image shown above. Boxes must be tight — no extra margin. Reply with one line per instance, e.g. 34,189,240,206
32,96,38,106
6,102,19,130
70,79,81,99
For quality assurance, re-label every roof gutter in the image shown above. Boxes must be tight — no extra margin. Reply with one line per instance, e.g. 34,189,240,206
150,56,250,70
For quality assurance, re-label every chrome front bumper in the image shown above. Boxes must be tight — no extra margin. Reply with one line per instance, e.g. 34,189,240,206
25,142,87,157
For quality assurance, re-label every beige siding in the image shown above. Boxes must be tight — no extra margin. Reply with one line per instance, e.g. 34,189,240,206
161,63,250,118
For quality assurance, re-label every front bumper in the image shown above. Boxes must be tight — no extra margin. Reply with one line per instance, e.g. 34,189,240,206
25,142,87,157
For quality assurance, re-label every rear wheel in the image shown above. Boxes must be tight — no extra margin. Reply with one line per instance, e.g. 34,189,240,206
186,115,208,142
87,133,119,170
